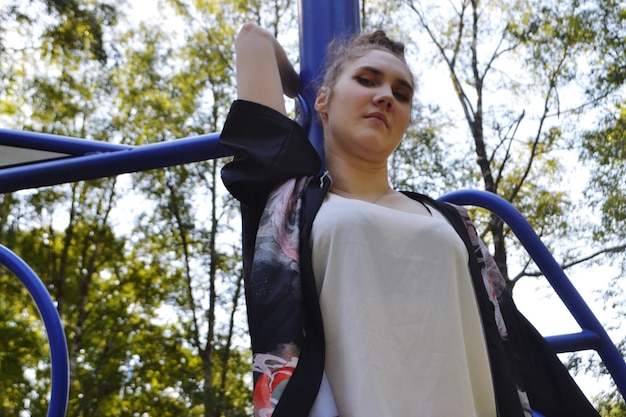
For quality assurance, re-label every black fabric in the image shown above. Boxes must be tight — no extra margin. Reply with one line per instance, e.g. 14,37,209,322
220,100,600,417
274,178,331,416
411,193,599,417
221,100,324,416
505,299,600,417
222,101,320,358
221,100,321,213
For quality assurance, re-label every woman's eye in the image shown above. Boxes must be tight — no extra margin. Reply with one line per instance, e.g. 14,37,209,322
394,91,409,102
356,76,374,86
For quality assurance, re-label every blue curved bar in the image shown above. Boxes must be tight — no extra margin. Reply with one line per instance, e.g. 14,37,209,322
0,244,69,417
438,189,626,398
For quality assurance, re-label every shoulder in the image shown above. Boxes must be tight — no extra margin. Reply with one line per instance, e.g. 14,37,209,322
400,191,466,218
220,100,321,212
401,190,474,245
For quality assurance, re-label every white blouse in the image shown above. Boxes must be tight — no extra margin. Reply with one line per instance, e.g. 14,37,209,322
310,192,496,417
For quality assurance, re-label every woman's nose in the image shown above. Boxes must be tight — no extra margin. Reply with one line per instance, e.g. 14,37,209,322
373,86,393,108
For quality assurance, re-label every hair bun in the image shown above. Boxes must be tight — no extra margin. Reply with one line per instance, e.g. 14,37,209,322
355,30,405,56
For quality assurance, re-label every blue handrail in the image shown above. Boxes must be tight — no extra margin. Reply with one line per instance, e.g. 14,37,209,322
438,189,626,399
0,128,133,155
0,244,69,417
0,131,227,193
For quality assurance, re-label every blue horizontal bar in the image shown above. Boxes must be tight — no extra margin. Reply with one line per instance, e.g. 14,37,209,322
545,330,601,353
0,131,230,193
0,128,133,154
0,244,69,417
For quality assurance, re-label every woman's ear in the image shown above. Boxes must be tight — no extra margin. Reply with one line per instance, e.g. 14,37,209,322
314,86,329,116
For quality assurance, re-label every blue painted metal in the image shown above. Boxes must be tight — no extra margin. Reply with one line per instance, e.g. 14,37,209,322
0,131,226,193
545,330,601,353
0,244,69,417
438,189,626,399
0,128,133,155
298,0,360,163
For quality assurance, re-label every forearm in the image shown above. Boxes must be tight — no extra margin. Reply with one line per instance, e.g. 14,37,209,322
272,35,301,98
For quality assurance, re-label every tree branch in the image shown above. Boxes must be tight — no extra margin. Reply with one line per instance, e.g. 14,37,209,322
513,243,626,280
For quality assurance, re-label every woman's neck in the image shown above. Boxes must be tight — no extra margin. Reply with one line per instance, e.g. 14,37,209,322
326,155,392,200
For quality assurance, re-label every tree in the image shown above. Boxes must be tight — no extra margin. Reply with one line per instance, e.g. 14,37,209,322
391,0,585,288
104,0,285,413
579,0,626,245
576,0,626,410
0,1,128,414
1,0,255,414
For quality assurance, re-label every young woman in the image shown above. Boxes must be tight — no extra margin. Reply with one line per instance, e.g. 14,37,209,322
220,23,599,417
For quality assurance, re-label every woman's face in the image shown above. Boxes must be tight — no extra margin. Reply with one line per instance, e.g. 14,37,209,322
315,49,414,166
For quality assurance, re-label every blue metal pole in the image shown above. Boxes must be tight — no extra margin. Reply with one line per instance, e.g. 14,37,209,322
298,0,360,164
0,128,133,154
438,189,626,400
0,131,226,193
0,245,69,417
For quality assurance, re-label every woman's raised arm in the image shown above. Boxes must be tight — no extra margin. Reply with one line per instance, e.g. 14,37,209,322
235,23,301,116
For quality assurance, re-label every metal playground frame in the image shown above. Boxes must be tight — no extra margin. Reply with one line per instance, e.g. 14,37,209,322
0,1,624,416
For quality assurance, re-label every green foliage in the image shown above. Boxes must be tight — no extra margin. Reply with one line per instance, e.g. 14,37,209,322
41,0,119,63
583,100,626,241
596,391,626,417
0,272,48,416
390,103,472,194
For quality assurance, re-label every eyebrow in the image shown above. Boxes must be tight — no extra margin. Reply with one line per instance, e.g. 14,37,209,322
356,65,414,93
